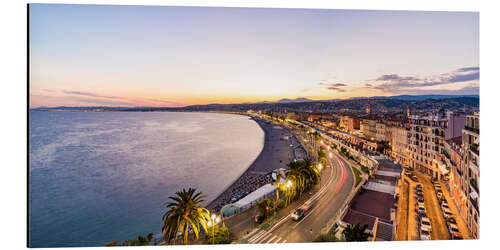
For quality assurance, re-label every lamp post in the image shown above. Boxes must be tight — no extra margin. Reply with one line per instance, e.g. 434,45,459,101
208,213,221,244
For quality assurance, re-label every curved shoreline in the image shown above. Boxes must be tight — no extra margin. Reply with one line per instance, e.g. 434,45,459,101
206,115,299,211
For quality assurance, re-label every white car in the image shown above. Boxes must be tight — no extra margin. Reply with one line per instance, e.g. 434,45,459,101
443,208,453,218
421,217,432,231
420,228,431,240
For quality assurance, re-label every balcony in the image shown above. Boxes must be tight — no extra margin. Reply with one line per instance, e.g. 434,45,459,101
470,178,479,194
470,143,479,156
469,196,480,214
465,126,480,134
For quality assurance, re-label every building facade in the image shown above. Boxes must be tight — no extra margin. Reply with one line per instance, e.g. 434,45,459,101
408,114,448,180
391,125,410,166
442,137,467,220
461,112,480,238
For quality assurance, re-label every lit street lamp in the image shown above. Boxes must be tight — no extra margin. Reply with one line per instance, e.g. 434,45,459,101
208,213,221,244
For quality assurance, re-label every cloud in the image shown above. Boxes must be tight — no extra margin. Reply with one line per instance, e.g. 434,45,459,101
318,82,348,87
457,66,480,72
449,71,479,83
327,87,347,92
62,90,120,99
144,98,184,106
366,66,479,92
74,98,135,106
376,74,421,82
400,85,479,95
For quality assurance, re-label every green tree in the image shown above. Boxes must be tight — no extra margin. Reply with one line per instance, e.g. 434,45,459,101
105,232,154,246
256,198,275,219
205,225,231,244
313,226,340,242
161,188,210,245
342,223,372,242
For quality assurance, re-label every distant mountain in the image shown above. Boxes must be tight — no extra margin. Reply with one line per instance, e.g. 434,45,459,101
277,97,314,103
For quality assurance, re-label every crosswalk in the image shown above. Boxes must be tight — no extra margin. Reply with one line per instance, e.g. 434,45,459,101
246,229,287,244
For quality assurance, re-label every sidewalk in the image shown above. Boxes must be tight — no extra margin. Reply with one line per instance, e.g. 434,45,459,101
437,180,471,239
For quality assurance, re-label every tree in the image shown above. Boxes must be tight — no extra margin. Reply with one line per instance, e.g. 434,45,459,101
162,188,210,245
256,198,275,219
313,225,340,242
105,232,154,246
284,158,319,201
205,225,231,244
342,223,372,242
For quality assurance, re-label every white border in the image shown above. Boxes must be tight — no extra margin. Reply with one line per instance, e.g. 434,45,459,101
1,1,498,250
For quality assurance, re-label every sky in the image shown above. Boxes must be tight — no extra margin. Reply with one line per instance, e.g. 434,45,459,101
29,4,479,108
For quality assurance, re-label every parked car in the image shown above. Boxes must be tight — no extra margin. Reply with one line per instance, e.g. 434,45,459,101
420,228,431,240
451,232,463,240
417,197,425,206
443,208,453,219
436,192,443,200
419,212,428,219
417,204,426,214
448,223,460,234
447,217,457,225
421,217,432,231
441,203,450,210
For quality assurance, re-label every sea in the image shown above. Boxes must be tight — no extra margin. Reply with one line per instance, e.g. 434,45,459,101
28,111,264,247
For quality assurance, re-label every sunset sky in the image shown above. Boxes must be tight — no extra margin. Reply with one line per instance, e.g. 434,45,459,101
29,4,479,108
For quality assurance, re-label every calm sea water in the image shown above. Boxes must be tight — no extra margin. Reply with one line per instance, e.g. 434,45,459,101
28,111,264,247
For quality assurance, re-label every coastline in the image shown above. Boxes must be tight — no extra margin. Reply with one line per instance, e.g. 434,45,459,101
206,114,302,212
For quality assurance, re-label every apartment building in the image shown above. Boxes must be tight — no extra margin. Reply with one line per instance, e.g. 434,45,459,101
461,112,479,238
340,115,360,132
360,119,377,141
442,136,467,220
391,125,410,166
408,113,448,180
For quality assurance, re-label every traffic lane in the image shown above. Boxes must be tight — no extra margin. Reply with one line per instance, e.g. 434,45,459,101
270,152,354,242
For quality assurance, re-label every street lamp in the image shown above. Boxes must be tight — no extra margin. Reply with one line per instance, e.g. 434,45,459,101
208,213,221,244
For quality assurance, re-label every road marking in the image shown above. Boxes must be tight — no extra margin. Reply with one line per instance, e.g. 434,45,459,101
272,236,282,243
253,230,269,242
266,235,277,243
256,232,273,243
248,230,266,243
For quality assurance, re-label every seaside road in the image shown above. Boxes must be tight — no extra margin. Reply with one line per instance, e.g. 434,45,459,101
248,151,355,244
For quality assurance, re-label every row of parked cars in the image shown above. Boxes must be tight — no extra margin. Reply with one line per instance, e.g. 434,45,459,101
433,182,463,240
414,184,432,240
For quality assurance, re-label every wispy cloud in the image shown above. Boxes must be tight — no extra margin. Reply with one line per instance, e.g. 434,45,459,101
366,66,479,93
457,66,480,72
327,87,347,92
144,98,184,106
318,82,348,87
62,90,121,99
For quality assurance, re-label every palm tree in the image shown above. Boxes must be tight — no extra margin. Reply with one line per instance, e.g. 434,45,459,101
284,158,319,201
162,188,210,245
342,223,372,242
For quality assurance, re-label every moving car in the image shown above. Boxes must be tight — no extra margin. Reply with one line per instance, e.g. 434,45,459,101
291,202,311,221
411,175,419,182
